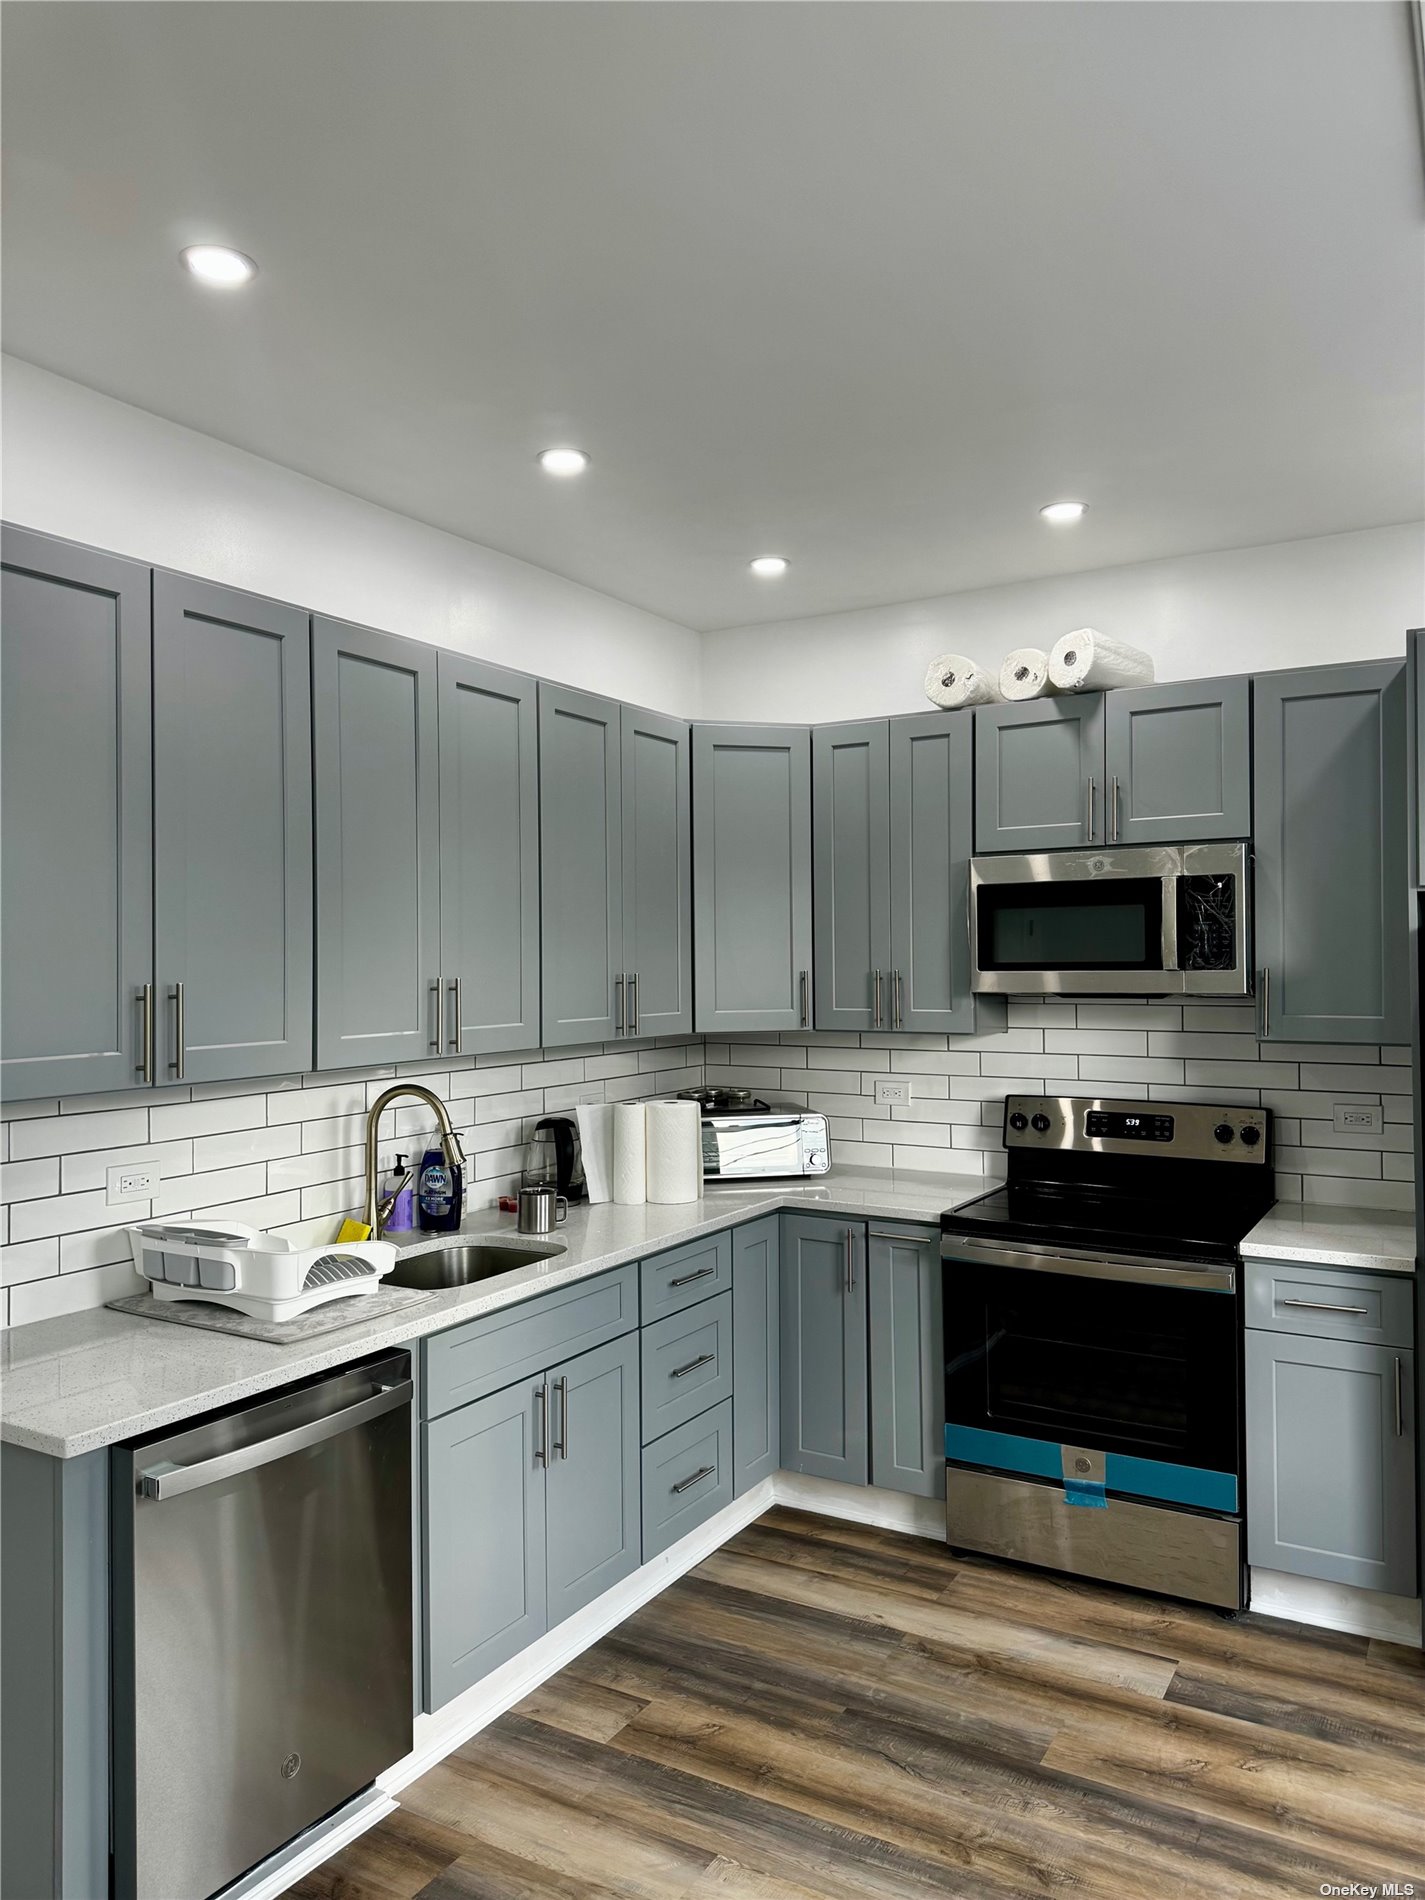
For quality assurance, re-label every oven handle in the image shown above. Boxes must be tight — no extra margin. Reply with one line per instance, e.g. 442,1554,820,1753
940,1233,1236,1293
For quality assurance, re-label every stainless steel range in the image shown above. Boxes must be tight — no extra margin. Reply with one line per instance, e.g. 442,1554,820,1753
941,1094,1273,1609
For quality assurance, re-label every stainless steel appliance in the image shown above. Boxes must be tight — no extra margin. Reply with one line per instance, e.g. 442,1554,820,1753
942,1095,1273,1609
677,1091,831,1178
112,1353,413,1900
970,841,1249,995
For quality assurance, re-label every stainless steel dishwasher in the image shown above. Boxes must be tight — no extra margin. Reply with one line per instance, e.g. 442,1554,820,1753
111,1351,413,1900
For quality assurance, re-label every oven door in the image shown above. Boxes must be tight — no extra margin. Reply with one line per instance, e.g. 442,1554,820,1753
943,1240,1240,1513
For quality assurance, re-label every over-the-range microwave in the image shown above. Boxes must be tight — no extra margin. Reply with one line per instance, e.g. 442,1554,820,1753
970,841,1250,996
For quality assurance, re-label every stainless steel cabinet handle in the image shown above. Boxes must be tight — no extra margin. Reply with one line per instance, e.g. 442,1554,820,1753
629,970,639,1037
873,968,882,1030
1396,1356,1405,1437
671,1464,715,1495
136,982,154,1084
671,1351,715,1381
534,1381,549,1466
448,977,464,1056
894,968,904,1030
1259,965,1271,1040
799,969,809,1028
168,982,186,1080
614,974,625,1036
1111,775,1121,843
429,978,442,1052
1279,1298,1369,1316
554,1375,569,1459
669,1265,716,1289
137,1379,410,1499
844,1226,855,1293
1086,776,1097,843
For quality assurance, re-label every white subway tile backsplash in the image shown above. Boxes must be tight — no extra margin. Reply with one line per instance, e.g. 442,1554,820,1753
1,1238,60,1286
11,1259,142,1324
1300,1063,1413,1095
60,1140,193,1194
59,1226,135,1273
191,1126,303,1172
0,1157,60,1203
267,1083,368,1124
1046,1029,1147,1057
150,1095,268,1142
10,1187,116,1243
10,1107,150,1161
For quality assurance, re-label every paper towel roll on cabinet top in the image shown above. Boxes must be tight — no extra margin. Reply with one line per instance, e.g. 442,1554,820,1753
1048,629,1155,693
998,648,1053,702
923,654,1001,710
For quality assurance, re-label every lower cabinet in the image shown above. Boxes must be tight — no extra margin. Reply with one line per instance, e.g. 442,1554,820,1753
779,1213,868,1485
423,1329,639,1710
642,1400,735,1560
732,1216,780,1493
868,1224,945,1499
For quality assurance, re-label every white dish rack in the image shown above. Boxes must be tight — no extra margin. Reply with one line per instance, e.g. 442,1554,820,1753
127,1220,397,1324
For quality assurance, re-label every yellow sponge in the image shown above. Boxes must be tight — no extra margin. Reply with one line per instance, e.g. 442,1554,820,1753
336,1217,373,1243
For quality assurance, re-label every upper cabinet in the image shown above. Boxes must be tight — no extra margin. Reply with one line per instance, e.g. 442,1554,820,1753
976,680,1251,853
539,687,692,1047
813,711,994,1035
693,724,813,1033
2,528,153,1100
153,574,313,1084
1410,627,1424,889
1253,661,1408,1045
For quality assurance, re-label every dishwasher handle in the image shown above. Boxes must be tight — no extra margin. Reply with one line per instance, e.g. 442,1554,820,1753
136,1377,411,1501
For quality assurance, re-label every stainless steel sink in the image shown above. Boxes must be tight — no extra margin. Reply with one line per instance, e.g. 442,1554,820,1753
386,1239,566,1290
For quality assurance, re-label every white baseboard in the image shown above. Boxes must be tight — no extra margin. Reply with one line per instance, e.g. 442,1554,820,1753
775,1470,948,1541
220,1788,398,1900
1248,1567,1423,1646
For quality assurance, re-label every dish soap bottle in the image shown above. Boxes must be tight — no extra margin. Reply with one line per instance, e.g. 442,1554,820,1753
417,1146,463,1233
383,1154,416,1233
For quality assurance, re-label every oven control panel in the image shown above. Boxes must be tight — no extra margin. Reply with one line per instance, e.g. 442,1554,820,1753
1003,1095,1269,1162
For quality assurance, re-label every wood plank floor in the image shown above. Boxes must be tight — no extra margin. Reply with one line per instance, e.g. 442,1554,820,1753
287,1507,1425,1900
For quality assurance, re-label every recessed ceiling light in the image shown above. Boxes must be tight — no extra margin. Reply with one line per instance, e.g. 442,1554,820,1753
180,245,257,287
538,447,590,477
749,556,789,578
1039,500,1088,524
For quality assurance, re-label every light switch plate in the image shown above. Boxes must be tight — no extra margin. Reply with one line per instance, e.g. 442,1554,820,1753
875,1079,912,1106
1332,1103,1383,1135
107,1162,158,1204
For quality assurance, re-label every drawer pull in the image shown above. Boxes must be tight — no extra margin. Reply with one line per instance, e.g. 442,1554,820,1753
669,1265,716,1289
671,1463,715,1495
1279,1298,1370,1317
671,1351,715,1380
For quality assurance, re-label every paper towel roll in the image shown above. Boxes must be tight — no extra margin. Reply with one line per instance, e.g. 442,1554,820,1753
923,654,1001,710
575,1104,615,1204
645,1101,702,1205
999,648,1053,702
612,1103,647,1205
1048,628,1155,693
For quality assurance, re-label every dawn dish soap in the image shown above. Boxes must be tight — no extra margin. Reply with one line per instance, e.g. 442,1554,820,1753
416,1146,463,1232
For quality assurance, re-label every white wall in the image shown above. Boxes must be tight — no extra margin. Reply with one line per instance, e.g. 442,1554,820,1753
0,357,703,717
701,523,1425,723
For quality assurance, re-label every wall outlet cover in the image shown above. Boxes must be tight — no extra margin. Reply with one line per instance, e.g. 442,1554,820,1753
575,1085,605,1105
107,1162,159,1204
875,1079,912,1106
1332,1103,1383,1134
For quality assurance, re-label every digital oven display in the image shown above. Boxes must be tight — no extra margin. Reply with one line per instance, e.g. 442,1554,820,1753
1085,1110,1174,1142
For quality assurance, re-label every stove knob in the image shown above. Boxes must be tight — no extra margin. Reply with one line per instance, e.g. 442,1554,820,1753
1240,1125,1262,1148
1030,1113,1051,1133
1008,1112,1029,1132
1213,1122,1235,1145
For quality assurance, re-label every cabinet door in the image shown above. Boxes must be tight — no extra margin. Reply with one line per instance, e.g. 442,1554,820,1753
621,705,692,1038
888,710,988,1035
438,654,540,1056
868,1224,944,1499
732,1216,780,1494
693,724,813,1032
1,528,152,1100
1253,663,1408,1044
313,618,440,1068
812,721,892,1031
1104,678,1251,845
974,696,1105,853
544,1331,641,1627
539,685,623,1046
1410,628,1424,888
1246,1332,1416,1597
779,1214,867,1485
152,574,312,1085
423,1379,547,1710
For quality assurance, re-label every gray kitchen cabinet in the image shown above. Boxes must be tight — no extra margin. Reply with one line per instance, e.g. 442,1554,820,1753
641,1401,736,1560
1102,677,1252,845
620,704,693,1038
1,527,152,1100
152,573,313,1084
1253,662,1409,1044
813,721,891,1030
732,1215,780,1494
640,1293,733,1443
974,695,1106,853
1409,627,1424,888
544,1331,642,1625
438,654,541,1056
693,724,814,1032
313,617,441,1068
868,1223,945,1500
539,684,623,1046
423,1376,547,1709
1246,1329,1416,1597
779,1212,868,1485
888,710,994,1035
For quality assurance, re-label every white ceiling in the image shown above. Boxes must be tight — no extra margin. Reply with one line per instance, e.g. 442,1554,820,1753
2,2,1422,632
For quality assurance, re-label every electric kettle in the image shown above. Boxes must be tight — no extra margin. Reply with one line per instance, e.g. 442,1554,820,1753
523,1116,585,1202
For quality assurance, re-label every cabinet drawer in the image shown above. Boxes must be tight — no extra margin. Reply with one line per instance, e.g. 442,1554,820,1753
641,1399,735,1560
640,1230,732,1323
640,1291,733,1444
1244,1259,1413,1349
423,1263,639,1418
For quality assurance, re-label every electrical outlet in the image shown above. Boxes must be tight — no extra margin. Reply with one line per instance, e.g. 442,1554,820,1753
575,1085,605,1105
107,1162,158,1204
875,1079,912,1106
1332,1103,1383,1135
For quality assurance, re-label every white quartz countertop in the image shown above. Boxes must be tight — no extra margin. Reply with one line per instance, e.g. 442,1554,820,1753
1241,1203,1417,1277
0,1168,984,1459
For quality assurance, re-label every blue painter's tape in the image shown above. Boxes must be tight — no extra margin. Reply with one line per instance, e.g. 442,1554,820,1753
945,1423,1237,1514
1063,1478,1108,1509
